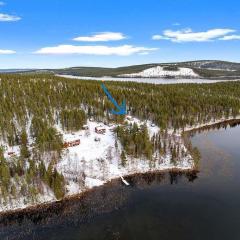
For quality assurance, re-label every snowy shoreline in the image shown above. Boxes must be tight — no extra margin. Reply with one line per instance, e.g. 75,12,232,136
183,116,240,133
56,74,240,85
0,116,192,213
1,116,240,215
0,168,196,217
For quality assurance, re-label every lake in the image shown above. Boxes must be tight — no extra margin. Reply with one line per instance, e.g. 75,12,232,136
57,75,240,85
1,123,240,240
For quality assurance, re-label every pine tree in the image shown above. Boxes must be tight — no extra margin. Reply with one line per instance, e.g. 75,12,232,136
121,151,127,167
20,130,30,159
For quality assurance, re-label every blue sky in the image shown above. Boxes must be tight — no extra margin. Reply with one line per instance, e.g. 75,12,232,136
0,0,239,68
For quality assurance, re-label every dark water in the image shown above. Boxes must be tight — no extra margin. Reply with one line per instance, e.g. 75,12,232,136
1,124,240,240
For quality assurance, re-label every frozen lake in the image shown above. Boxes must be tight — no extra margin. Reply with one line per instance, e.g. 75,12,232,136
57,74,240,85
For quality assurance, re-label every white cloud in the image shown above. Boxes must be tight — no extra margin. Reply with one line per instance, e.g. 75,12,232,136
219,35,240,41
0,13,21,22
152,35,169,40
34,44,157,56
152,28,236,42
73,32,126,42
0,49,16,54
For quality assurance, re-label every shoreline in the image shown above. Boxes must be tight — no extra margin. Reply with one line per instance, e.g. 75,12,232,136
1,117,240,218
0,168,197,220
56,74,240,85
183,117,240,134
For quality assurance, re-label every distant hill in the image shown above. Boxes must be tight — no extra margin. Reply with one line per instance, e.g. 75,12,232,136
52,60,240,79
0,69,34,73
2,60,240,79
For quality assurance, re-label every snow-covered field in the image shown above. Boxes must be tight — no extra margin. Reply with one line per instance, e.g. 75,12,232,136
0,116,194,213
119,66,199,78
57,117,193,195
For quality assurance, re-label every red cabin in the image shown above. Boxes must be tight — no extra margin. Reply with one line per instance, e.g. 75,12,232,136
63,139,80,148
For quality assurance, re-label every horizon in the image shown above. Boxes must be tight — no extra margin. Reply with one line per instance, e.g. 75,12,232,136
0,0,240,68
1,59,240,70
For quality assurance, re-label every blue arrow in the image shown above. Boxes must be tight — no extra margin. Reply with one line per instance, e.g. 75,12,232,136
101,83,126,115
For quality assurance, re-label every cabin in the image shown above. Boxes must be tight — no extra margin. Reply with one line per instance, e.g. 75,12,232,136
63,139,80,148
7,152,15,156
95,126,106,134
82,125,89,130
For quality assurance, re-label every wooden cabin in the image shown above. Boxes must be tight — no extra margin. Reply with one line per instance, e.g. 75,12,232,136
95,126,106,134
63,139,80,148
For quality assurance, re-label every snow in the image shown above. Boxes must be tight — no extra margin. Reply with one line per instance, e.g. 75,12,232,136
119,66,199,78
0,183,56,212
66,181,82,195
57,74,240,85
2,114,239,213
57,116,193,197
182,115,240,132
0,116,194,213
85,177,104,188
58,121,116,167
3,145,20,159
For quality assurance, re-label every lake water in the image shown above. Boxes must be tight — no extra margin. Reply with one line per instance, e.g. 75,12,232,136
57,75,240,85
1,123,240,240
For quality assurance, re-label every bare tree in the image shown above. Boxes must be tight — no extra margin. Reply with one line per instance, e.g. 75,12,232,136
106,146,113,164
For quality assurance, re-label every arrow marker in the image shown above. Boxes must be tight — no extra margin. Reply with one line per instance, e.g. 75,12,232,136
101,83,126,115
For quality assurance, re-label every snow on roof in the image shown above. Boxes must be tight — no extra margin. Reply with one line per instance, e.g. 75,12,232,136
95,125,106,130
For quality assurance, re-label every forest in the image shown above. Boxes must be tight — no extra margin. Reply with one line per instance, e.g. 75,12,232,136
0,73,240,203
1,73,240,138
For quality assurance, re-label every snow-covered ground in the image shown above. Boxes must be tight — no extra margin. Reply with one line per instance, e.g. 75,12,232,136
0,184,56,212
3,114,240,213
3,114,239,213
57,117,193,197
0,116,194,213
119,66,199,78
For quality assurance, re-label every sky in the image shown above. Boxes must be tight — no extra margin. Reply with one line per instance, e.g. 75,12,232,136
0,0,239,69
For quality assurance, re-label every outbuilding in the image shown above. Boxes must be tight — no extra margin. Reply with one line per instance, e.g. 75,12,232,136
95,126,106,134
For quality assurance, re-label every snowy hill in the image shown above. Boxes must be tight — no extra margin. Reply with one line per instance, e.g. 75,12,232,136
51,60,240,79
179,60,240,71
119,66,199,78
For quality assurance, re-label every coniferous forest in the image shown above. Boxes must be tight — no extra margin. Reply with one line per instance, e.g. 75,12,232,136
0,73,240,203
